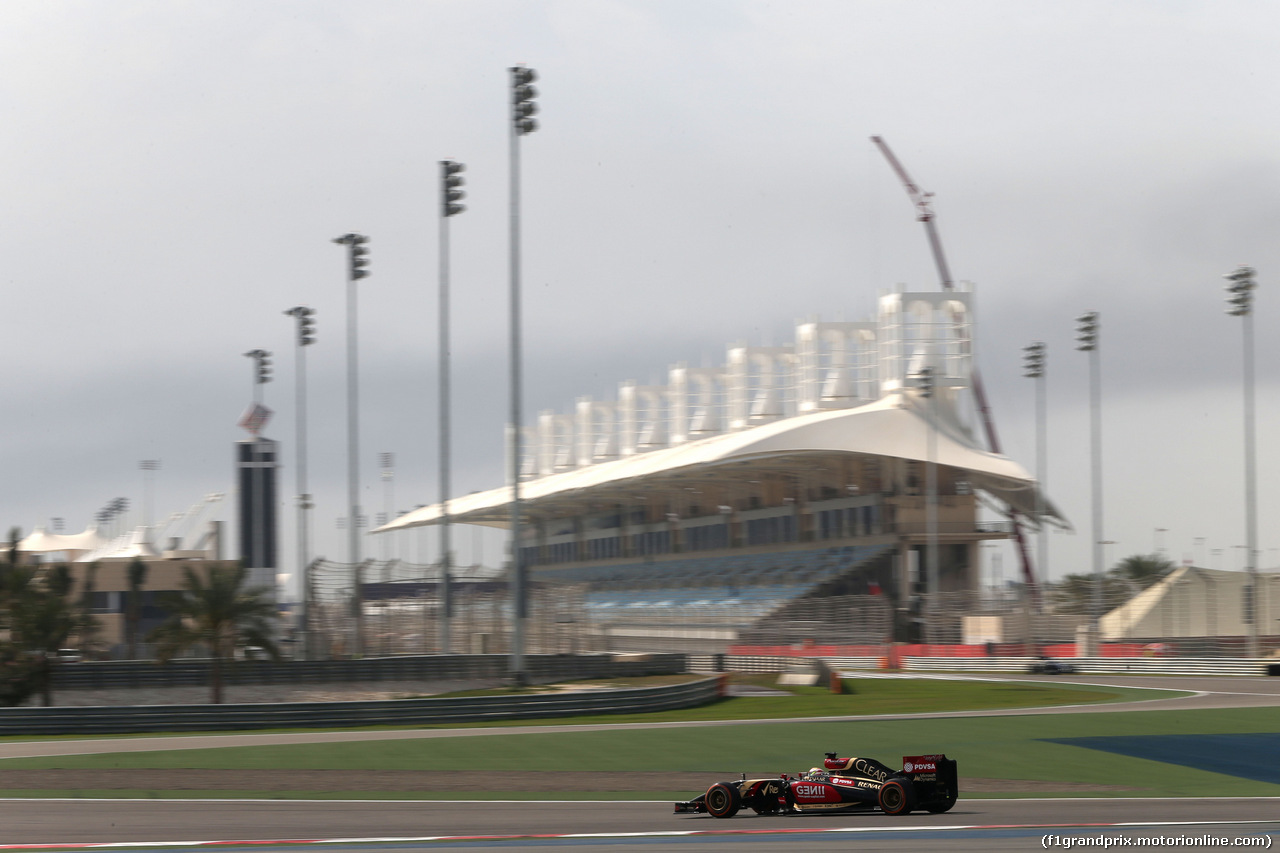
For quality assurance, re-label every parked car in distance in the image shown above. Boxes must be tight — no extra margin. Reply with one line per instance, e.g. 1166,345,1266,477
1028,656,1075,674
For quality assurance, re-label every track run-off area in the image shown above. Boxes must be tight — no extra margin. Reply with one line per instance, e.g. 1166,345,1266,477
0,673,1277,851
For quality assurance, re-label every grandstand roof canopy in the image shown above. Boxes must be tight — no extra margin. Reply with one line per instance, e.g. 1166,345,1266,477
377,391,1068,533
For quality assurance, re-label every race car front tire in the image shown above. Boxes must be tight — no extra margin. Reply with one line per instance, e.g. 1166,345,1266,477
877,777,915,816
704,783,742,818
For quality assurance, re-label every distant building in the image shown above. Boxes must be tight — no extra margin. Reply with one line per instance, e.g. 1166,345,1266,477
1101,565,1280,640
236,436,279,593
376,291,1067,644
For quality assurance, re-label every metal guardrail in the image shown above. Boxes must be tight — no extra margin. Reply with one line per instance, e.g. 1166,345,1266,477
903,657,1274,676
686,654,882,674
690,653,1276,677
0,675,725,736
902,657,1035,673
50,653,685,690
822,657,882,671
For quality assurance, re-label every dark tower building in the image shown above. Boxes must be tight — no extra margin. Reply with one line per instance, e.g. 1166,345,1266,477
236,436,278,586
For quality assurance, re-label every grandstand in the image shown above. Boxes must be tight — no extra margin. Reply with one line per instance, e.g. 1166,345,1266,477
375,287,1067,652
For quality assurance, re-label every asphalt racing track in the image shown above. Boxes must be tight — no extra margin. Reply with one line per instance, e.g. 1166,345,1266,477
1,674,1278,851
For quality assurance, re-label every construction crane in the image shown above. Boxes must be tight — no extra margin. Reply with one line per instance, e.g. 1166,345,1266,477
870,136,957,288
870,135,1041,605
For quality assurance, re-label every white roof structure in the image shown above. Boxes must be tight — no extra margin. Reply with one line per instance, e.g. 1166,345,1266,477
1101,565,1280,639
378,292,1067,537
17,525,109,560
18,524,160,562
73,528,162,562
378,390,1067,532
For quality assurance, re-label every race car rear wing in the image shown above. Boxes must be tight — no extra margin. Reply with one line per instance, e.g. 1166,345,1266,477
902,754,958,811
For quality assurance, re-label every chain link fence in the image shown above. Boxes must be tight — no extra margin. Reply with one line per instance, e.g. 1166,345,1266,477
300,559,1279,658
305,559,592,658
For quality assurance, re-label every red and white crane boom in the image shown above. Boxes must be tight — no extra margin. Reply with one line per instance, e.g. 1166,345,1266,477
870,135,1040,604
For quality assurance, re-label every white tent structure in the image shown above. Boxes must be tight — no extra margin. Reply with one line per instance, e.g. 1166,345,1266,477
75,528,162,563
16,525,109,562
1101,565,1280,639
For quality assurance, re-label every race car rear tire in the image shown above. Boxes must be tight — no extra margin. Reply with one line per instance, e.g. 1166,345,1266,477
924,786,957,814
704,783,741,818
877,777,915,816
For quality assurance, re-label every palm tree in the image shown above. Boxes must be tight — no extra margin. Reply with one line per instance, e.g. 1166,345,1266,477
148,563,280,704
1047,570,1131,615
77,561,102,657
0,533,46,707
7,563,98,706
125,558,148,659
0,644,42,707
0,527,20,594
1113,553,1174,590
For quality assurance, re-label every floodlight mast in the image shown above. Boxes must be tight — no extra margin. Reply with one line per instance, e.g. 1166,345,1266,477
871,135,1041,607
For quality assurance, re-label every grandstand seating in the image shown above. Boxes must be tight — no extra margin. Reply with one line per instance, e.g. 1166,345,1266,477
535,544,894,623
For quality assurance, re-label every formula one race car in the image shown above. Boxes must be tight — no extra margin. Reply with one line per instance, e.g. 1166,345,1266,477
674,752,957,818
1029,656,1076,674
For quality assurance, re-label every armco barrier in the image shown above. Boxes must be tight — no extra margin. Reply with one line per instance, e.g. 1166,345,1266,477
687,655,882,674
903,657,1271,676
902,657,1037,673
0,676,724,736
691,653,1273,678
49,653,685,691
823,657,883,671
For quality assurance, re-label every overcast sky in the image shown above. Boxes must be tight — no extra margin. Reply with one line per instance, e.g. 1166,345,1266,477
3,0,1278,599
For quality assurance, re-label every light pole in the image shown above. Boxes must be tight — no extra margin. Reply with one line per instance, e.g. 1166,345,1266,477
508,65,538,683
379,452,395,568
98,497,128,540
439,158,466,655
333,232,369,657
284,305,315,658
1023,341,1047,588
139,460,160,546
1224,264,1260,659
244,349,272,404
1100,539,1117,640
1075,311,1102,656
913,366,938,640
242,349,272,571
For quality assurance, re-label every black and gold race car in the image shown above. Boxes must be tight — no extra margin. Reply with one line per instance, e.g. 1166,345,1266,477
674,752,958,818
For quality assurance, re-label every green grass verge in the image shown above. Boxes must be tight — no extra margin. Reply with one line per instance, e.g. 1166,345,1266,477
1,689,1272,800
0,675,1175,743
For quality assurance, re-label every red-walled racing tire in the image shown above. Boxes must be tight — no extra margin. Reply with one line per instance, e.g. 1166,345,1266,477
877,777,915,816
704,782,742,818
